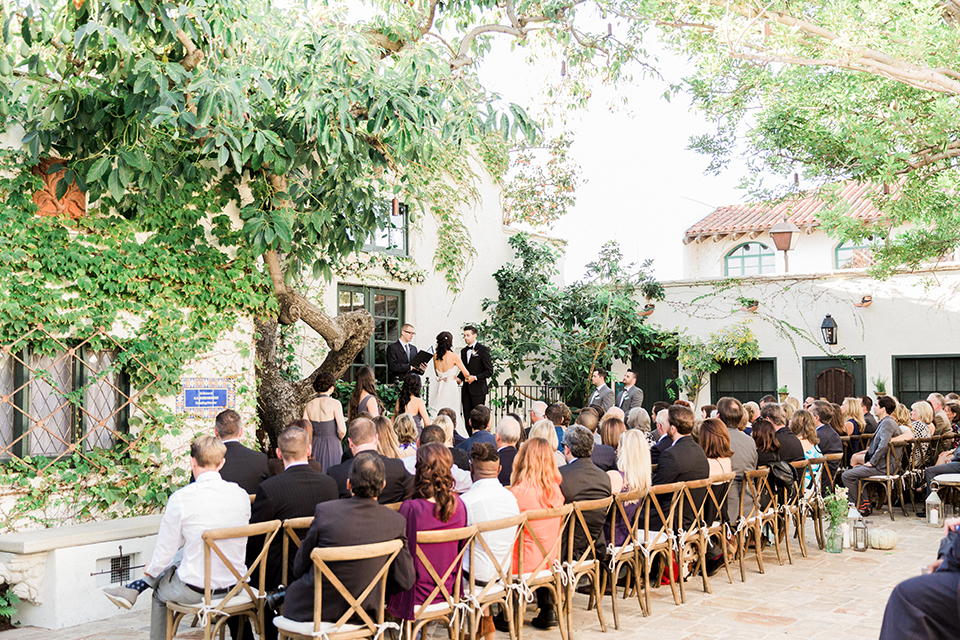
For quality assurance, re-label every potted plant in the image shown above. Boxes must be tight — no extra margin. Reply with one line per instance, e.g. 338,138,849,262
778,385,789,402
640,303,655,317
872,375,888,396
736,296,759,312
823,487,849,553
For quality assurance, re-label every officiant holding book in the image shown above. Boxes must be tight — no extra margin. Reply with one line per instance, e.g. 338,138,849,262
387,324,428,384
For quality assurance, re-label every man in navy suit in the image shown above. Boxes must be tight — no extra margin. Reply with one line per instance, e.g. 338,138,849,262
650,409,673,466
456,405,496,452
192,409,269,494
649,405,709,531
494,416,520,486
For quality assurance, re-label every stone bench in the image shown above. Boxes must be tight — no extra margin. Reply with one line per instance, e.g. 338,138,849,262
0,514,162,629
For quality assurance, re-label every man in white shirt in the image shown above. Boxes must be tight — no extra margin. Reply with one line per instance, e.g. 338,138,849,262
460,442,520,639
104,436,251,640
586,370,614,413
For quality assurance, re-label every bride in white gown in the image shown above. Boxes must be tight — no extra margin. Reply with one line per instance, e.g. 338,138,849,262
430,331,471,437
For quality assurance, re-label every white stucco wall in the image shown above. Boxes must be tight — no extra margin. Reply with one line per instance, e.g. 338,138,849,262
683,229,848,278
652,265,960,411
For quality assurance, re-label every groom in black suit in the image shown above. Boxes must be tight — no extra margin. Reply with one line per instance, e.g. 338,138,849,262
459,325,493,420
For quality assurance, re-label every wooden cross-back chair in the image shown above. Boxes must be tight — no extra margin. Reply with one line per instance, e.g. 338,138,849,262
405,525,477,640
466,513,526,640
675,477,713,604
782,459,813,563
513,504,574,640
165,519,282,640
701,472,736,589
904,436,942,514
564,496,613,637
858,441,908,520
274,539,405,640
821,452,843,495
800,457,827,550
639,482,683,613
605,489,647,627
738,468,781,582
280,517,316,589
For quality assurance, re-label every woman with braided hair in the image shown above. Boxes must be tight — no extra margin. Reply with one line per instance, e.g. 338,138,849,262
387,443,467,621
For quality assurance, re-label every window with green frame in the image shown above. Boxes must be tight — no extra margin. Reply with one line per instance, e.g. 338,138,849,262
724,242,775,277
364,199,408,256
337,285,405,384
1,347,131,460
835,241,875,269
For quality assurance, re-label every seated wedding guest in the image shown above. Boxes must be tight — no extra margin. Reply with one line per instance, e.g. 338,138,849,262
348,366,382,420
762,403,804,462
284,453,415,624
461,443,521,640
811,402,842,491
529,401,547,431
594,416,623,472
508,412,527,446
605,430,652,545
433,413,470,471
841,397,866,448
894,400,934,467
375,415,403,459
303,373,347,474
716,397,756,524
843,395,900,514
674,399,692,409
650,405,709,532
880,517,960,639
247,426,338,640
545,403,567,450
946,402,960,448
267,419,323,476
650,409,672,465
457,405,495,452
700,418,733,476
785,397,801,412
327,417,413,503
626,407,651,432
751,418,781,468
891,400,913,436
387,444,468,622
790,409,822,497
530,419,567,468
437,407,465,446
558,402,574,430
405,425,471,492
651,401,670,418
603,407,626,423
783,402,796,423
701,404,717,420
103,436,250,640
508,438,565,631
576,406,602,444
560,426,613,564
201,409,268,494
394,413,418,458
860,395,879,433
397,372,431,431
759,395,777,407
495,416,521,486
743,401,760,434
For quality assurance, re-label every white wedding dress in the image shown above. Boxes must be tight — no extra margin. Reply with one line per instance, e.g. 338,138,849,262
432,364,467,437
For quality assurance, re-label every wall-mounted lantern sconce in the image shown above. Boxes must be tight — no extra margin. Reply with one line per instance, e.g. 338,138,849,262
821,314,838,345
769,216,801,273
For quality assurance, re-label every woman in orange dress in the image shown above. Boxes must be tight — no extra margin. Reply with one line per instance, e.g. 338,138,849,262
508,437,565,630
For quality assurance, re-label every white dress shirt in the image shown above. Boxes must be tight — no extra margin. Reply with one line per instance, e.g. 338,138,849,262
145,471,251,589
460,478,520,583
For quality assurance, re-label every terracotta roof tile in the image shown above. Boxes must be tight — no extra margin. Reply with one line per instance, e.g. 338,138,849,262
684,182,888,240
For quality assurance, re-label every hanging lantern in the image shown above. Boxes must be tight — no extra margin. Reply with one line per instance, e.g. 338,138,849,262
853,517,868,552
927,488,943,527
821,314,838,345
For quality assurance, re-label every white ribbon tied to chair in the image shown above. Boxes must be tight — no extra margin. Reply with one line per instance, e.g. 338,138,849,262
606,543,618,572
507,580,535,603
373,621,401,640
195,603,230,629
551,559,576,587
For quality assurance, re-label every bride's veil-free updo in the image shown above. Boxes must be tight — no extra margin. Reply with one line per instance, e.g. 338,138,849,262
436,331,453,359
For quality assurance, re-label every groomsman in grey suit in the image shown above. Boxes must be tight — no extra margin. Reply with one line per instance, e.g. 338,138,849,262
616,369,644,412
586,370,614,412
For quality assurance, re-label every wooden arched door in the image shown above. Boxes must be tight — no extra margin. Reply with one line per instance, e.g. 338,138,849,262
815,367,856,404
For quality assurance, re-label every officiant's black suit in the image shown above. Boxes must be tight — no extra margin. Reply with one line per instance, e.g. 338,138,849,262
386,340,418,384
459,342,493,418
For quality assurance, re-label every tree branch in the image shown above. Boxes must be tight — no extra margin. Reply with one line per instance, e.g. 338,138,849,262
176,29,204,71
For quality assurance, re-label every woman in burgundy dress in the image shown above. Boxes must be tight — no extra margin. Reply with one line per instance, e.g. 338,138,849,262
387,443,467,622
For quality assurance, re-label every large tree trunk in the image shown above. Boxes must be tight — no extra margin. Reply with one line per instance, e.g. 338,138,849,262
254,305,374,452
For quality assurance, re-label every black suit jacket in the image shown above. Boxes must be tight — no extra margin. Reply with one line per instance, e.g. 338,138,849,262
284,497,415,623
246,464,339,590
650,436,710,530
459,343,493,397
450,446,471,472
559,457,612,560
816,424,843,490
220,441,269,495
650,435,672,466
327,453,413,504
592,443,617,472
498,446,518,486
776,428,806,463
386,340,418,383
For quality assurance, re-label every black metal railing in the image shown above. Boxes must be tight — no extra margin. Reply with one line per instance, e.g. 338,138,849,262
486,384,567,423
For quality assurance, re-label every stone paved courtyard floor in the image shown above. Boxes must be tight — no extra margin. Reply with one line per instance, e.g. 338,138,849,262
1,511,944,639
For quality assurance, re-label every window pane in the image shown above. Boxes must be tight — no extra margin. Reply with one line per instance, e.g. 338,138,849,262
0,352,12,459
374,294,386,317
29,352,72,456
83,350,120,451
